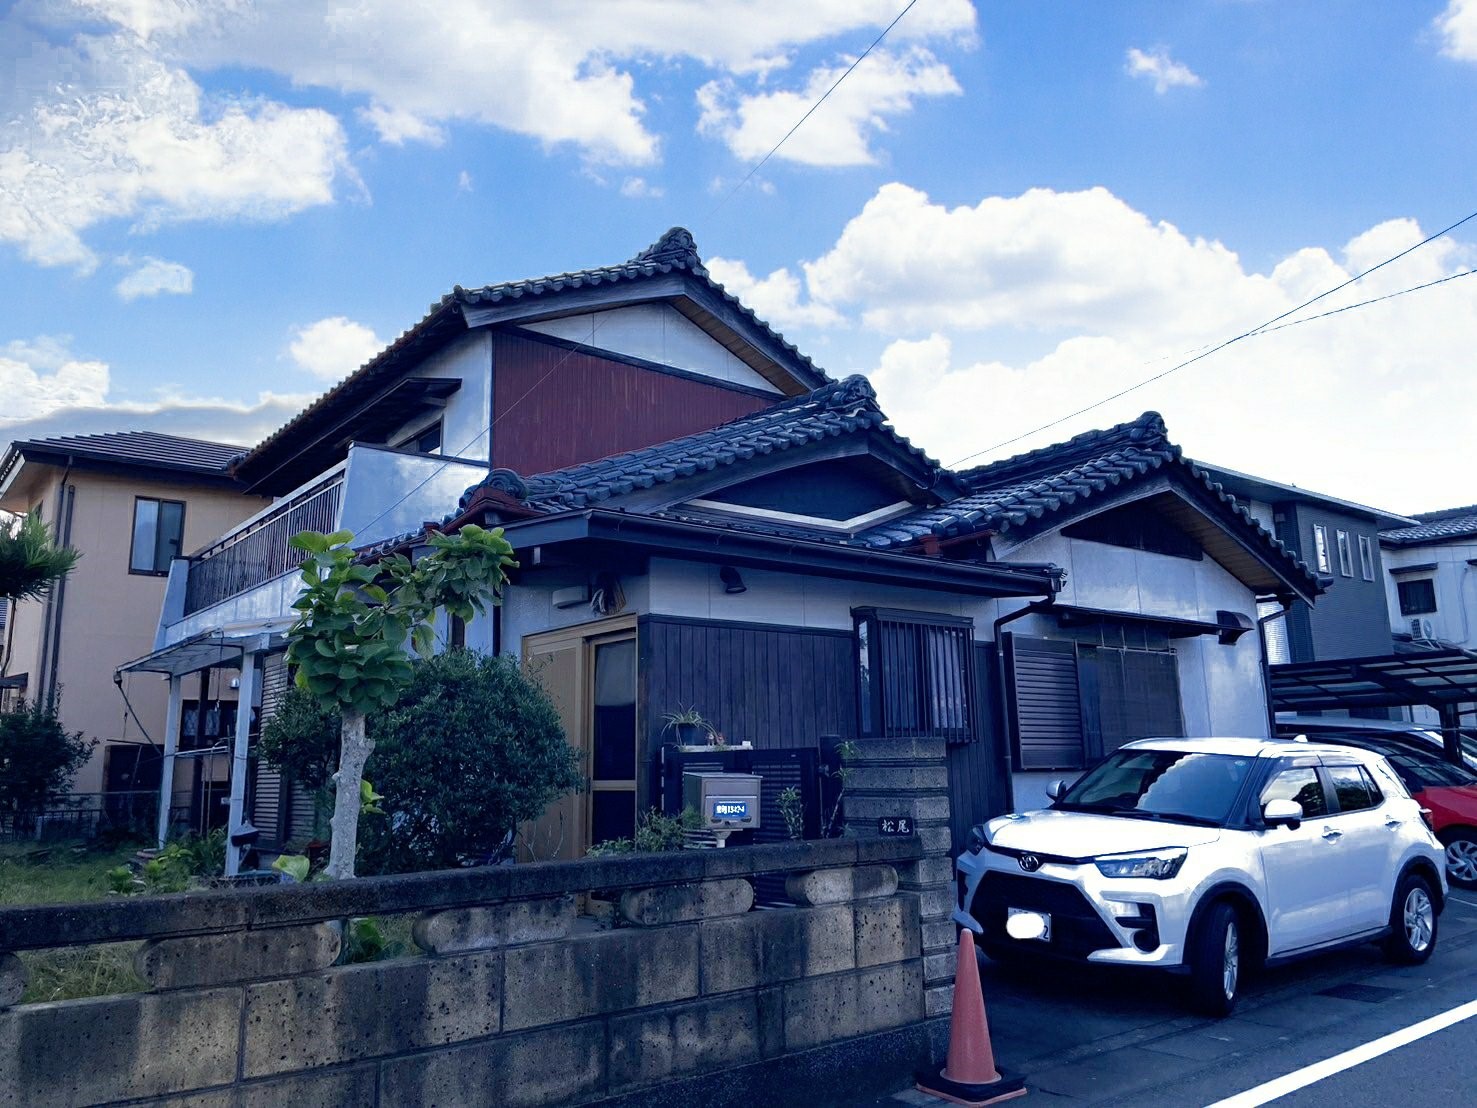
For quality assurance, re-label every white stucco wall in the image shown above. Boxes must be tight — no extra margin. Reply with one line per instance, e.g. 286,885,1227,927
1383,540,1477,648
998,533,1270,740
522,304,782,395
500,573,654,658
381,330,493,461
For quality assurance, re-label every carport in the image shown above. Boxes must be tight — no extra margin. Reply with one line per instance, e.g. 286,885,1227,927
1269,647,1477,763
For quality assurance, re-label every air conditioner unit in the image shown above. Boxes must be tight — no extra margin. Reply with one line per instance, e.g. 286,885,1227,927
1410,617,1437,640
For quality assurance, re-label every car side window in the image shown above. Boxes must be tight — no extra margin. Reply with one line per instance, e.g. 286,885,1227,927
1327,765,1381,813
1260,767,1328,818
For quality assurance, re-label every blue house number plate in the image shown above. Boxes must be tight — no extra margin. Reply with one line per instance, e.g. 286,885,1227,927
877,816,914,836
712,800,750,820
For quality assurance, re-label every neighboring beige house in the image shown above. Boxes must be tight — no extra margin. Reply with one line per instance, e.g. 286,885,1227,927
0,432,265,823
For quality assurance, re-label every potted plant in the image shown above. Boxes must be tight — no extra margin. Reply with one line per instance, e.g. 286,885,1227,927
661,706,713,747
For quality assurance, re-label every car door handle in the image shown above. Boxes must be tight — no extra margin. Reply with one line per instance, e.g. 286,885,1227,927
1322,827,1342,841
1385,818,1403,829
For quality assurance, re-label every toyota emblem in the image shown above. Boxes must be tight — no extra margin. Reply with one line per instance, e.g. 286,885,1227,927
1018,854,1041,872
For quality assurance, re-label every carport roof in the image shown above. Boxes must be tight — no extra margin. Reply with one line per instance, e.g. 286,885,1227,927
1269,649,1477,712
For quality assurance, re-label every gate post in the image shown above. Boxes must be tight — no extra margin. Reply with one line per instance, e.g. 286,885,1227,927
844,737,955,1020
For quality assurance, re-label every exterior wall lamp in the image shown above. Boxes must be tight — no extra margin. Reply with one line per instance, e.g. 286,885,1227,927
719,566,747,595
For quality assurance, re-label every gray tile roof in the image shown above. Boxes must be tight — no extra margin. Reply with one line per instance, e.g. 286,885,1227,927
241,228,829,480
456,374,941,514
851,412,1320,595
1382,505,1477,546
2,431,243,486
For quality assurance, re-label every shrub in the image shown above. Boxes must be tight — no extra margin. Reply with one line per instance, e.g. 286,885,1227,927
355,650,583,874
0,697,93,821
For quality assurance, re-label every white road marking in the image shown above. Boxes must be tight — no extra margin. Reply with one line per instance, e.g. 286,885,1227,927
1447,895,1477,910
1203,997,1477,1108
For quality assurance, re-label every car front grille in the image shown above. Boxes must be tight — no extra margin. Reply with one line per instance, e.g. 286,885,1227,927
971,871,1121,959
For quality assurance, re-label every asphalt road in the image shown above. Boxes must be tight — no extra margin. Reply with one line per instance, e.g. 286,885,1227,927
866,890,1477,1107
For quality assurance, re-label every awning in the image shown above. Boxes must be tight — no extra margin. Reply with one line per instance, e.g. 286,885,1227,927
1047,604,1255,644
1270,649,1477,712
115,626,287,679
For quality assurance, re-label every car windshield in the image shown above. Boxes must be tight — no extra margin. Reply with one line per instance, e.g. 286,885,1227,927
1056,749,1256,826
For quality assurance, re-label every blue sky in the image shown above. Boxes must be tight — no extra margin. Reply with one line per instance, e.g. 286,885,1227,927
3,0,1477,512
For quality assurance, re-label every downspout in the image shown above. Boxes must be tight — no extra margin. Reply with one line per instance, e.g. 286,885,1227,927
992,591,1061,814
45,480,76,709
1257,598,1291,736
35,465,73,707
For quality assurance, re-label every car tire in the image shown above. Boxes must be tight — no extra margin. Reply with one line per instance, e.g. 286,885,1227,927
1187,900,1241,1018
1382,871,1439,964
1440,829,1477,889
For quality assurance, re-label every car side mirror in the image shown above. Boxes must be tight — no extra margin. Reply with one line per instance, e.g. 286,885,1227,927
1263,798,1303,830
1047,779,1068,802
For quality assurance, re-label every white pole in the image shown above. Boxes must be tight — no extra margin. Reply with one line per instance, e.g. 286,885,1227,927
225,652,258,876
156,675,182,848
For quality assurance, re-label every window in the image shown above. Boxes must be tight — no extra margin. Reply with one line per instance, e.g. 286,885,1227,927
1358,535,1375,582
1060,750,1256,825
1312,525,1331,574
395,421,442,456
1398,578,1437,616
1327,764,1382,812
1261,766,1328,818
1336,530,1353,577
855,608,975,743
130,498,185,575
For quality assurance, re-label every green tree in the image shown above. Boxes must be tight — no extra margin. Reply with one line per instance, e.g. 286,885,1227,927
356,650,582,873
0,513,80,604
257,684,340,837
0,697,93,822
285,525,515,878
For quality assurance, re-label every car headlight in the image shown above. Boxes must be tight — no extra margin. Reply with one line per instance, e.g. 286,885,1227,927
1093,848,1187,880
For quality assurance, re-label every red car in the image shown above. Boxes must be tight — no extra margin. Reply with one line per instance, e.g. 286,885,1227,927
1305,732,1477,889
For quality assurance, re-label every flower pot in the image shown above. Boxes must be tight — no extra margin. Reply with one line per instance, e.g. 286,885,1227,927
675,722,702,745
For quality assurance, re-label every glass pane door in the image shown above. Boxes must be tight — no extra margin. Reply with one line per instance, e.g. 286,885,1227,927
590,635,637,846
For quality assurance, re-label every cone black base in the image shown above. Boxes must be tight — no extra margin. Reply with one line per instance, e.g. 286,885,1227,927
916,1061,1028,1107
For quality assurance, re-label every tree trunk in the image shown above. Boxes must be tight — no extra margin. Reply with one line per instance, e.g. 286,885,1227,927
325,708,371,879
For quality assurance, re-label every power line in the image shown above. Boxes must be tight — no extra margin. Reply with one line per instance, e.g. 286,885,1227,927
707,0,922,215
948,206,1477,468
353,2,925,541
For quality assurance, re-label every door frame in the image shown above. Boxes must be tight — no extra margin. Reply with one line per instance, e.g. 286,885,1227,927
522,615,638,859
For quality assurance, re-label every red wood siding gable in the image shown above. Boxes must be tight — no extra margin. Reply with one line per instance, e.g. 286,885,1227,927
491,331,771,475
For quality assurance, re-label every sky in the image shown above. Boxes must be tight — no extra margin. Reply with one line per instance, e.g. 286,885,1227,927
3,0,1477,515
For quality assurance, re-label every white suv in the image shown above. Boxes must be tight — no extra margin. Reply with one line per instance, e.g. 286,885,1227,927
953,737,1448,1015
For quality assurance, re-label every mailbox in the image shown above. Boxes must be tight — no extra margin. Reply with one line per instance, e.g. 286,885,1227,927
683,771,762,839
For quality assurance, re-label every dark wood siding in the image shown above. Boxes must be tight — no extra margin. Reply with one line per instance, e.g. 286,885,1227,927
637,616,856,801
945,643,1011,853
491,332,769,474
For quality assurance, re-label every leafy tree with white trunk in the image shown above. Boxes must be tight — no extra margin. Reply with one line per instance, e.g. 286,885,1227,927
285,525,516,879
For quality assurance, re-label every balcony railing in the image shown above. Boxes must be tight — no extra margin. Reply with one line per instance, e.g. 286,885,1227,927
183,475,344,616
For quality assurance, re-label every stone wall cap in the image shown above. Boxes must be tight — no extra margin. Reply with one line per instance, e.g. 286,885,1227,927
0,837,920,952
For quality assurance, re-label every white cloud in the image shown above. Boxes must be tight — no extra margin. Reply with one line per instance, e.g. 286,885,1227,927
0,337,111,420
115,256,194,300
0,19,351,271
706,256,844,331
287,317,384,382
619,176,665,199
1437,0,1477,59
748,182,1477,511
456,170,474,193
697,47,961,166
1125,47,1204,94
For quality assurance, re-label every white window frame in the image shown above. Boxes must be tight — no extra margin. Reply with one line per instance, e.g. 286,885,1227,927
1312,524,1332,574
1336,529,1353,578
1358,535,1375,582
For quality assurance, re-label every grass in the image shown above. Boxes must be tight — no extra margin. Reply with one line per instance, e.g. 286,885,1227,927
0,840,150,1003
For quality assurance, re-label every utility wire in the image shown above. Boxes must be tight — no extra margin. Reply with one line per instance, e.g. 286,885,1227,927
949,206,1477,468
351,2,923,541
707,0,922,215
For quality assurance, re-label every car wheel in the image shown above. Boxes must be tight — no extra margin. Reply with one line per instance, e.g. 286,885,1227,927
1187,900,1240,1018
1440,829,1477,889
1382,872,1439,964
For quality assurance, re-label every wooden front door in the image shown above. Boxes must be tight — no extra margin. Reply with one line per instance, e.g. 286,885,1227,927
521,616,638,860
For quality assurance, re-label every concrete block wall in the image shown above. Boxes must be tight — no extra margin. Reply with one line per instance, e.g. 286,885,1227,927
0,840,928,1108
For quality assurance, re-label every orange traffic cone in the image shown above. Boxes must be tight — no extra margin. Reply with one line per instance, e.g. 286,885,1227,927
915,929,1027,1106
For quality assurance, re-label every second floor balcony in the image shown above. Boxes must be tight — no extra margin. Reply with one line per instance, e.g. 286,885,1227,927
159,444,489,648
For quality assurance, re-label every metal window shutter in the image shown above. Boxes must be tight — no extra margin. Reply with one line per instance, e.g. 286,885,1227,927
1008,636,1085,770
253,654,290,842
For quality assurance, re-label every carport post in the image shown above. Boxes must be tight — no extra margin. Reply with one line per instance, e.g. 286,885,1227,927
155,675,182,848
1440,703,1464,765
224,651,259,876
